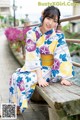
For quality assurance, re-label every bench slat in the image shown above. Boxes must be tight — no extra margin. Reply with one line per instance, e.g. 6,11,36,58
36,83,80,116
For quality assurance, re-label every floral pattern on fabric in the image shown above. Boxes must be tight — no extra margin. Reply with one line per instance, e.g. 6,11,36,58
40,46,50,54
52,58,60,70
26,39,36,52
60,61,72,76
9,26,75,112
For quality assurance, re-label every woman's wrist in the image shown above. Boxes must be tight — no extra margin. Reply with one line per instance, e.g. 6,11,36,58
36,68,43,81
37,77,41,80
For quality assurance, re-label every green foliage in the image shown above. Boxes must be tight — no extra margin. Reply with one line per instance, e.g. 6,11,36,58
62,23,80,39
62,23,80,53
0,15,4,20
62,23,70,31
69,43,80,52
64,31,80,39
20,19,25,24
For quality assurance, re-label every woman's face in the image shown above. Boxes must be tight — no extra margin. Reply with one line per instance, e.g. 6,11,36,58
41,16,58,33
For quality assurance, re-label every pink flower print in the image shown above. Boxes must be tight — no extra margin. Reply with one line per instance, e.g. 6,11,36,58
18,81,25,91
52,58,60,70
35,31,40,39
26,39,36,52
46,34,50,39
40,46,50,54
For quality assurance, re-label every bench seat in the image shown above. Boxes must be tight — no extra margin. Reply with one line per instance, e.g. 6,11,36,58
36,83,80,120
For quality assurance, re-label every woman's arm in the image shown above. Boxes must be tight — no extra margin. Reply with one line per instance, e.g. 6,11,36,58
24,29,49,87
52,32,75,86
36,68,49,87
22,29,42,71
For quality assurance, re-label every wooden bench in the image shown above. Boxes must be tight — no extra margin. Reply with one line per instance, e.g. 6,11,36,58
34,83,80,120
9,41,80,119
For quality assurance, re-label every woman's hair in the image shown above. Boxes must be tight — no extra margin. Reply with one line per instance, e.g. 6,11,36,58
42,6,61,25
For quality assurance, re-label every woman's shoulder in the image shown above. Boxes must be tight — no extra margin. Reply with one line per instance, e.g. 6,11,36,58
27,26,39,34
56,31,65,38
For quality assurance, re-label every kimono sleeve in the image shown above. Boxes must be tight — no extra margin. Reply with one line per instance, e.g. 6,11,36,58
21,30,42,71
51,32,75,80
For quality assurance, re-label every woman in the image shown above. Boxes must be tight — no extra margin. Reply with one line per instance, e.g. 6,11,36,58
9,6,75,113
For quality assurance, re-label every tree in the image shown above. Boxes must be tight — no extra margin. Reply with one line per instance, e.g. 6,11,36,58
20,19,25,24
8,15,14,25
0,15,4,22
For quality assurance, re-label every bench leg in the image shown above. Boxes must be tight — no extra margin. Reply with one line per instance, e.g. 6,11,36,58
48,107,80,120
48,107,60,120
31,88,45,102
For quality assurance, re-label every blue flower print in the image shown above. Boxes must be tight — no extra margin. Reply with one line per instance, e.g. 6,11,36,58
27,89,34,99
60,54,67,61
72,66,75,76
56,33,64,39
24,71,30,75
72,71,75,76
57,34,65,47
45,39,52,44
22,92,26,95
25,77,31,82
19,102,22,107
33,26,37,31
9,87,14,94
46,78,50,82
45,29,53,35
42,66,48,70
17,76,22,83
29,89,34,93
57,39,65,47
36,48,40,54
27,94,32,99
52,70,59,77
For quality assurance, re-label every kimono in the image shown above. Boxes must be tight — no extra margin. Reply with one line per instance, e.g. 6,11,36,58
9,26,75,112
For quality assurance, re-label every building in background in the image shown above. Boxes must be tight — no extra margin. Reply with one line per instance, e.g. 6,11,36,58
0,0,11,25
24,14,31,28
0,0,10,16
70,0,80,32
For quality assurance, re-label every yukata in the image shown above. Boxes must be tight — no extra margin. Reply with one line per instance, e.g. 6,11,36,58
9,26,75,112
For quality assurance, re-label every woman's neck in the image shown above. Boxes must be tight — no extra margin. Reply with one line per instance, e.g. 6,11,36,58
39,26,46,34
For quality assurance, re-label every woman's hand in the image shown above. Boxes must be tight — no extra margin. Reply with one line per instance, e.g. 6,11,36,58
36,68,49,87
60,78,73,86
38,78,49,87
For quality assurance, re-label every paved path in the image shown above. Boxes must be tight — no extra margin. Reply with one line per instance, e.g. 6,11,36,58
0,32,48,120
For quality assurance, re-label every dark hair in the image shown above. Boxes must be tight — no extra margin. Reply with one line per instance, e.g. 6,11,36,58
42,6,61,25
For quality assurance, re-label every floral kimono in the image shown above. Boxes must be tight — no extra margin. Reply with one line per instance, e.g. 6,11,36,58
9,26,74,112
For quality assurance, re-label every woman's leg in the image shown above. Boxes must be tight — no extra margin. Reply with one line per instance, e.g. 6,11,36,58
42,67,52,82
9,70,37,113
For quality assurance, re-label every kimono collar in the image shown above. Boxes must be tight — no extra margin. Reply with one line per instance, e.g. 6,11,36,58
45,29,53,35
37,26,54,36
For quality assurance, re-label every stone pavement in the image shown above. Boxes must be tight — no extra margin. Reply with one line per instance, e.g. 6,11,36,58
0,32,49,120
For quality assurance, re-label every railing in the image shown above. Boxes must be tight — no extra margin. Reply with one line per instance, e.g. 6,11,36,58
24,15,80,28
66,39,80,43
60,15,80,22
